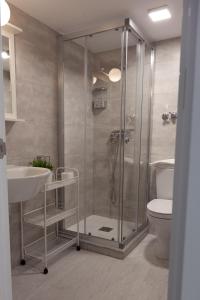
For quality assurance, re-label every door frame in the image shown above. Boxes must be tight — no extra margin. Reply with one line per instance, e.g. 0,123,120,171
0,9,13,300
168,0,200,299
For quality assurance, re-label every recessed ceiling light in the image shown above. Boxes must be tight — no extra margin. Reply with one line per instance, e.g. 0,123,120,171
148,6,171,22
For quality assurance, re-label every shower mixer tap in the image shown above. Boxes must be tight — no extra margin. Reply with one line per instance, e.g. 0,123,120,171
162,112,169,121
110,129,132,144
161,112,177,122
169,112,177,120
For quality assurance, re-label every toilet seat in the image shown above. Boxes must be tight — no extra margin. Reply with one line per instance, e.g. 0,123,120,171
147,199,172,220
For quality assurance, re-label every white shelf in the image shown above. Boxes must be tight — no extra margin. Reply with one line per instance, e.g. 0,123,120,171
44,178,77,192
2,23,23,35
25,234,77,261
25,207,77,228
5,116,25,122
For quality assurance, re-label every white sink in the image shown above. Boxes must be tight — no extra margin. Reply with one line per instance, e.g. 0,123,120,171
7,166,51,203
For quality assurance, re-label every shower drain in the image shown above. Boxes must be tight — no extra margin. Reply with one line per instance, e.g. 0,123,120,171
98,226,113,232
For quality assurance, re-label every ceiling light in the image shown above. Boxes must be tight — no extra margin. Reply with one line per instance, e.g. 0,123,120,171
1,50,10,59
148,6,171,22
1,0,11,26
108,68,121,83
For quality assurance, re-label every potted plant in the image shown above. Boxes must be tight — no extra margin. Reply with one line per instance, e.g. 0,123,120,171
30,156,54,182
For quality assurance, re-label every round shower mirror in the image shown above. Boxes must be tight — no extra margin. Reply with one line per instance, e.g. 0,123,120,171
108,68,121,82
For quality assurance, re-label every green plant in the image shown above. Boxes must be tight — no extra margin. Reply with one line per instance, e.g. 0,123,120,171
31,158,53,171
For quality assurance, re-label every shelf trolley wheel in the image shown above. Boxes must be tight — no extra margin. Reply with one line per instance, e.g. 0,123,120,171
20,259,26,266
43,267,48,275
76,245,81,251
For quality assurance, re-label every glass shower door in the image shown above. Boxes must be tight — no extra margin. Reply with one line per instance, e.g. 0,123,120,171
85,29,123,242
62,24,152,248
119,30,141,243
120,30,152,244
63,29,124,243
63,36,90,235
137,45,153,230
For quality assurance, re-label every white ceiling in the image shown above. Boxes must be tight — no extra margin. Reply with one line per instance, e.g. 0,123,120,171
8,0,183,42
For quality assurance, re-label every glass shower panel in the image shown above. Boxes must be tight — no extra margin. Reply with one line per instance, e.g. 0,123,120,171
86,29,123,242
121,31,141,242
137,45,153,229
63,37,89,233
63,29,124,242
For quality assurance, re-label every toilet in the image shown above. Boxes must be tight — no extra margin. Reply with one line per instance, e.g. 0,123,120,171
147,160,174,259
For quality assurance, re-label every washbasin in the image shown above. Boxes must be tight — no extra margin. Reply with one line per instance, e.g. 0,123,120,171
7,166,51,203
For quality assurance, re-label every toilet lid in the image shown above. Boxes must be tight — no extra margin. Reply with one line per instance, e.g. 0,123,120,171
147,199,173,219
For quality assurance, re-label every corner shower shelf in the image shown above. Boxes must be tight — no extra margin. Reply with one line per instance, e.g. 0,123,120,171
20,167,80,274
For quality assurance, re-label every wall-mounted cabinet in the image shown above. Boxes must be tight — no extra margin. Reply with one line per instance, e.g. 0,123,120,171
2,23,22,122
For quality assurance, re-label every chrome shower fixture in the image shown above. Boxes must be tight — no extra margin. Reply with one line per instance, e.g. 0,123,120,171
162,112,170,121
162,112,177,122
93,67,122,84
110,129,132,144
127,114,135,123
170,112,177,120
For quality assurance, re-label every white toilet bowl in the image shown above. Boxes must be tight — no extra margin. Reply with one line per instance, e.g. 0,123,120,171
147,160,174,260
147,198,172,259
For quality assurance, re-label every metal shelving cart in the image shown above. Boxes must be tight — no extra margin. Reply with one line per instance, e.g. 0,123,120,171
20,167,80,274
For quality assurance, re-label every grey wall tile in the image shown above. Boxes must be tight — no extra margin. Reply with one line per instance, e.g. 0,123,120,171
6,5,59,268
150,38,181,162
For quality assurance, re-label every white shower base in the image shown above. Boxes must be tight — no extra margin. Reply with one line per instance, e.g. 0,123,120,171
68,214,135,241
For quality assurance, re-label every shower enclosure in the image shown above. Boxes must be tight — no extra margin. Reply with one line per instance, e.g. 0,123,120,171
58,18,154,254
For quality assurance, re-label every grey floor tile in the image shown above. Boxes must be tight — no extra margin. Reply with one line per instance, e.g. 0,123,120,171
12,234,168,300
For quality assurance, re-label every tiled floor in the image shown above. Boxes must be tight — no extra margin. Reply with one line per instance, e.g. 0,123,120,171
68,214,135,241
12,234,168,300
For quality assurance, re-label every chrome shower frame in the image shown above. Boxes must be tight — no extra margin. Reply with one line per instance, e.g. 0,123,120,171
58,18,155,256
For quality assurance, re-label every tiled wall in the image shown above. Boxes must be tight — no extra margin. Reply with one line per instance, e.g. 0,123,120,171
150,38,181,162
6,5,58,267
6,5,58,166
